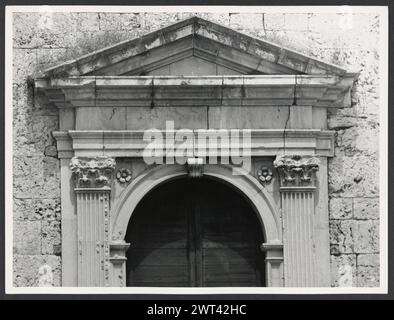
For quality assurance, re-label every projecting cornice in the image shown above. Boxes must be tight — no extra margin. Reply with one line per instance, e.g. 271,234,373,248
35,74,356,108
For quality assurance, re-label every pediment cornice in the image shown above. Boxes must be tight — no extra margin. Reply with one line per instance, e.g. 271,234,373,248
36,17,356,78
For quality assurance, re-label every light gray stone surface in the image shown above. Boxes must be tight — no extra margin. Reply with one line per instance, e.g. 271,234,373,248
12,11,381,287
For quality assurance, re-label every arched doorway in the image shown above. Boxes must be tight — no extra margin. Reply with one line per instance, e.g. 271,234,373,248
125,177,265,287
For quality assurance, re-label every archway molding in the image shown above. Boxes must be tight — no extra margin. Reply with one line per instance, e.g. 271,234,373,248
111,163,282,244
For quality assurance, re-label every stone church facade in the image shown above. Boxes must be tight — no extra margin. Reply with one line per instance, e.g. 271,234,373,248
13,11,380,287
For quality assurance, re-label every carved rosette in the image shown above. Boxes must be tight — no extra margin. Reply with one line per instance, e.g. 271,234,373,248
116,168,132,184
257,167,273,184
70,156,116,189
187,157,204,178
273,155,320,187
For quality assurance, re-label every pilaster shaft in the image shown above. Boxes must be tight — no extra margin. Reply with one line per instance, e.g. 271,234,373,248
274,155,320,287
261,242,284,287
110,241,130,287
70,156,116,287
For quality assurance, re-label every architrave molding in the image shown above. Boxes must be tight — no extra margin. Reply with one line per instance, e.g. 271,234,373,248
53,129,335,158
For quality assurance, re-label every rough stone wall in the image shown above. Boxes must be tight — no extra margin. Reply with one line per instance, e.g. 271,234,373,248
12,11,380,287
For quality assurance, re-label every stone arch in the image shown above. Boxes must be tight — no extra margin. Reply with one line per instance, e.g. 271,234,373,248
111,164,282,244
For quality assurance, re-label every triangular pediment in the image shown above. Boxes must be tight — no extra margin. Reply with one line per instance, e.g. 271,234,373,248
42,16,349,78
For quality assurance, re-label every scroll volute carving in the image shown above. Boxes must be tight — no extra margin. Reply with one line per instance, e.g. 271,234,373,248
273,155,320,187
70,156,116,189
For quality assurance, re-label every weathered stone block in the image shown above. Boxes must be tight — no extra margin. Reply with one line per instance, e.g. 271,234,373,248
357,254,379,287
34,198,61,221
13,155,43,198
32,115,58,153
330,254,356,287
193,13,231,27
264,30,315,56
328,115,359,131
41,220,61,255
353,197,379,220
13,115,35,157
329,197,353,219
329,220,354,254
142,12,185,31
284,14,309,31
328,154,379,197
13,155,60,199
353,220,379,253
13,254,61,287
13,12,79,49
229,13,265,37
334,122,379,156
13,48,37,83
15,83,57,118
339,14,380,50
70,31,136,58
99,13,141,31
307,13,377,50
308,13,342,35
14,198,42,221
13,220,41,255
263,13,285,31
77,12,100,31
37,48,70,71
41,157,60,198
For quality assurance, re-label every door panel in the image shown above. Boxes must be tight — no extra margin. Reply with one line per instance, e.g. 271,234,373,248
197,180,263,287
126,182,190,287
125,178,265,287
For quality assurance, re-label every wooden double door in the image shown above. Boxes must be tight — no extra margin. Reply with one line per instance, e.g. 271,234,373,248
125,178,265,287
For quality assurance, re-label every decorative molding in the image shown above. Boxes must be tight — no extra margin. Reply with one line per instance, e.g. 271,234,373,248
260,242,284,287
54,129,335,158
36,75,356,108
260,242,283,252
116,168,132,184
274,155,320,187
111,163,282,243
109,241,130,287
109,241,130,261
70,156,116,189
187,158,204,178
257,167,273,184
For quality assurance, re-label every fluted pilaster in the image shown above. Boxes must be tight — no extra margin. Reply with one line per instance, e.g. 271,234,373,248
71,156,116,287
274,155,320,287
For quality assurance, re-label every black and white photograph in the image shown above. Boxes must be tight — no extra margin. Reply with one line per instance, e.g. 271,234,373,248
4,5,388,294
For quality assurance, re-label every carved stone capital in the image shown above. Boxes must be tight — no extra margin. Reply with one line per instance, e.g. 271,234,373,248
109,240,130,264
187,157,204,178
70,156,116,189
273,155,319,187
